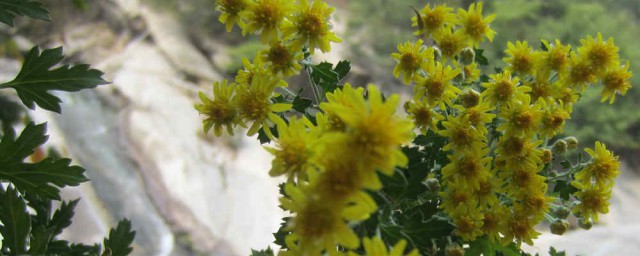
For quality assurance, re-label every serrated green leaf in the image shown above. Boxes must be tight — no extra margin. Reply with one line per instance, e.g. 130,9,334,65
0,122,48,164
273,217,291,249
46,240,101,256
0,186,32,255
465,237,521,256
103,219,136,256
309,62,339,85
0,0,50,26
0,158,88,200
0,46,108,113
50,199,79,236
250,247,274,256
549,246,567,256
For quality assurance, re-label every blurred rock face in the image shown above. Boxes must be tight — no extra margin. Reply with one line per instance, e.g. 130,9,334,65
4,1,284,255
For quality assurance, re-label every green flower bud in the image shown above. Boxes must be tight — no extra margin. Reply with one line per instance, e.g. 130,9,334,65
565,136,578,150
550,219,570,235
548,170,559,178
552,139,568,154
458,47,476,65
424,178,441,192
542,148,553,163
579,219,593,230
459,89,480,108
555,206,571,219
445,244,465,256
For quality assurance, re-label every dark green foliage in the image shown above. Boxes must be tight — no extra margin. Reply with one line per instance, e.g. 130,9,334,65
0,0,49,26
0,122,88,200
0,2,135,254
465,237,520,256
0,46,109,113
250,247,275,256
0,186,31,255
103,219,136,256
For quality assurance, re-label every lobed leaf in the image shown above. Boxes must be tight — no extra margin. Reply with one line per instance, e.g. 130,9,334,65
0,46,109,113
0,0,50,26
103,219,136,256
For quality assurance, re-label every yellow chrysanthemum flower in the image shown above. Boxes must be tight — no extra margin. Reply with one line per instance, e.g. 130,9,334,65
526,74,555,102
281,197,360,255
235,73,291,137
215,0,254,32
260,40,303,77
321,84,414,176
411,4,457,37
265,116,317,180
504,41,538,75
439,185,477,216
244,0,295,42
433,29,468,60
442,149,491,190
564,53,598,87
195,79,241,136
439,114,485,154
552,84,580,113
235,54,268,85
495,136,543,168
504,213,540,246
537,39,571,76
571,182,611,222
497,94,542,137
474,176,501,208
404,98,444,134
460,61,481,82
414,62,461,109
347,237,419,256
514,191,554,220
481,205,509,242
538,99,570,138
577,33,619,75
457,2,496,47
391,39,433,84
600,61,633,104
451,210,484,241
575,142,620,186
454,101,496,134
282,0,342,53
481,70,529,106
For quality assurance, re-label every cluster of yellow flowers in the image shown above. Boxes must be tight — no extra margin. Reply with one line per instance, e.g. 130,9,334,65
392,2,629,247
200,0,632,255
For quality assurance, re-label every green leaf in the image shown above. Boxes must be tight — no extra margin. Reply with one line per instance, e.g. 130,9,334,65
0,0,50,26
309,62,339,85
549,246,567,256
465,237,521,256
0,122,48,164
28,226,55,255
292,95,312,113
474,48,489,66
250,247,274,256
50,199,79,236
334,60,351,80
0,46,108,113
1,158,88,200
103,219,136,256
273,217,291,249
0,186,32,255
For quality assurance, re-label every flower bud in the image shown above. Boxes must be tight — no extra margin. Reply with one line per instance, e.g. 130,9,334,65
555,206,571,219
552,139,568,154
459,89,480,108
565,136,578,150
542,149,553,163
578,219,593,230
424,178,441,192
458,47,476,66
445,244,465,256
548,170,558,178
550,219,570,235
